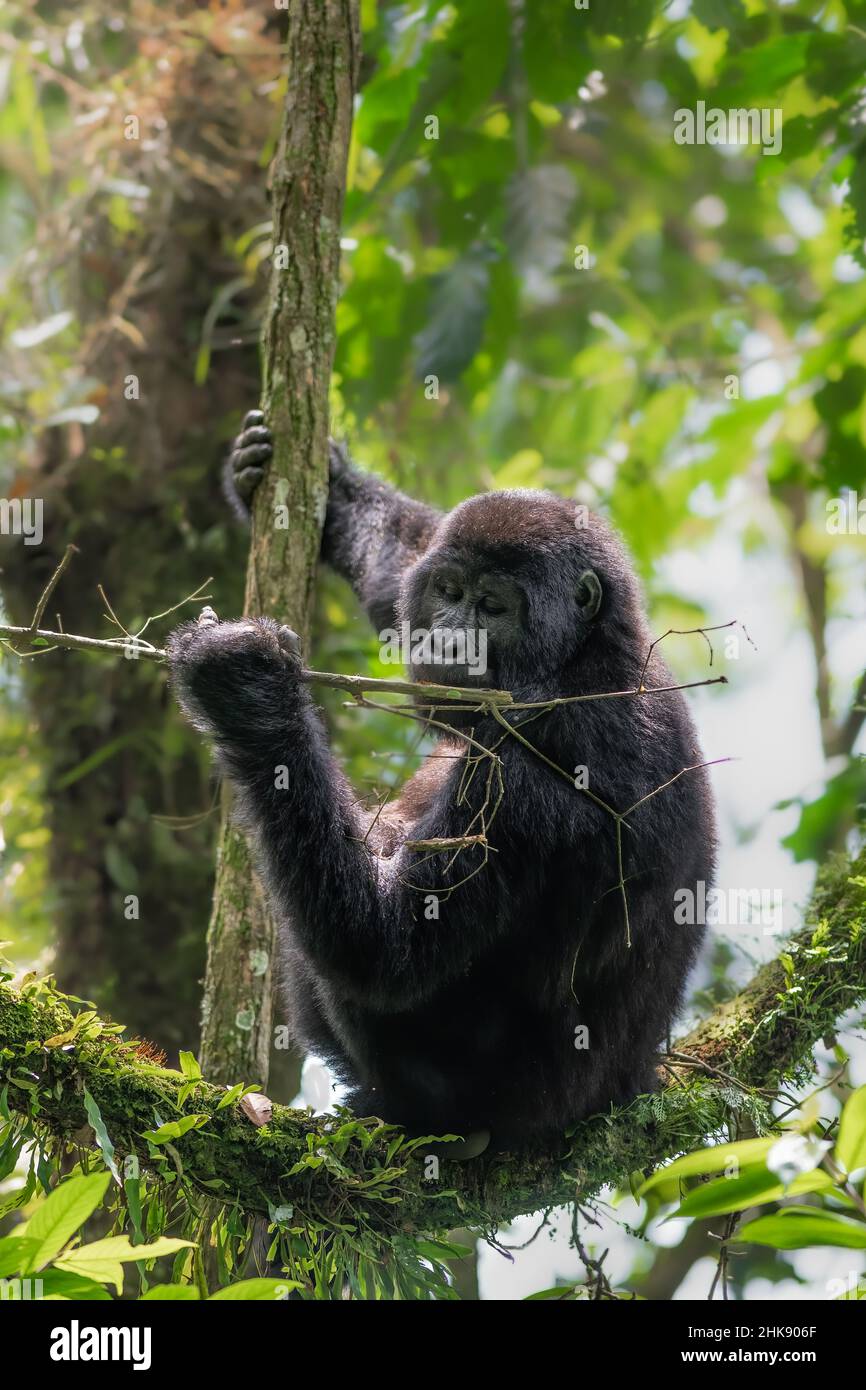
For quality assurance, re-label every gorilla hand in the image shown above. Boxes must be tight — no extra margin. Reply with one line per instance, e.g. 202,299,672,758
222,411,273,523
167,606,301,742
222,411,351,524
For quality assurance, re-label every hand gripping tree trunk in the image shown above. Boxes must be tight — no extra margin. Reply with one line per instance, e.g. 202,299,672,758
199,0,360,1087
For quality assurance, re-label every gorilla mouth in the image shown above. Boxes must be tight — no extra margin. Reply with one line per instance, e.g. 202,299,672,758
412,661,493,691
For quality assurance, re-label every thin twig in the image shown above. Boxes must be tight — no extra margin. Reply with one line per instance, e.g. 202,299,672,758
29,544,79,636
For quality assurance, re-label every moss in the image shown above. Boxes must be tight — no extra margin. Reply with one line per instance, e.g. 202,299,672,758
2,851,865,1236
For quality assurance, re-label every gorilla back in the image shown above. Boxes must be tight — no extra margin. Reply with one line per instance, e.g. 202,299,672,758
171,426,716,1148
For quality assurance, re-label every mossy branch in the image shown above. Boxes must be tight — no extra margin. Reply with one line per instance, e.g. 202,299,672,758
1,855,863,1234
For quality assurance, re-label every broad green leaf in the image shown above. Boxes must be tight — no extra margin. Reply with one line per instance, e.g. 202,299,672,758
837,1084,866,1175
215,1081,254,1111
41,1010,96,1047
674,1166,833,1220
0,1235,40,1277
124,1161,144,1246
737,1208,866,1251
178,1050,202,1081
638,1138,776,1196
139,1284,201,1301
37,1269,113,1300
693,0,747,32
55,1235,195,1294
16,1172,110,1273
142,1114,210,1144
718,32,811,102
209,1278,302,1300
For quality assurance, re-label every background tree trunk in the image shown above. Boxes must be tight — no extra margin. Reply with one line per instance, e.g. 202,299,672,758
0,21,277,1055
199,0,360,1090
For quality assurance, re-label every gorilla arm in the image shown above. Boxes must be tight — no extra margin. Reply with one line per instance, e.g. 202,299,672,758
322,441,443,631
223,412,442,632
167,614,514,1011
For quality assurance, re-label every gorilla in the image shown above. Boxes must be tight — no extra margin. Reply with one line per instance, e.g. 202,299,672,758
168,414,716,1148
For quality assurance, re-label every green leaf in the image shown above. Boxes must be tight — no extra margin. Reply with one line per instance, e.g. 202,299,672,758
692,0,746,31
215,1081,254,1111
42,1009,98,1048
718,32,812,102
524,1,593,101
36,1269,113,1301
17,1172,111,1273
0,1235,41,1277
139,1284,201,1300
142,1114,210,1144
178,1050,202,1081
124,1161,144,1246
83,1088,122,1185
209,1278,302,1300
55,1235,195,1295
837,1084,866,1175
674,1166,833,1220
413,1237,474,1262
737,1208,866,1251
506,165,577,275
413,253,491,382
638,1138,776,1196
493,449,544,489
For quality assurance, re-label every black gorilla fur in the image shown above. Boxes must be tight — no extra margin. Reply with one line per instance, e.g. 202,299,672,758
170,419,716,1148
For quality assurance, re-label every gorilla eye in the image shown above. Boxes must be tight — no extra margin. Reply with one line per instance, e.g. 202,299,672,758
479,595,507,615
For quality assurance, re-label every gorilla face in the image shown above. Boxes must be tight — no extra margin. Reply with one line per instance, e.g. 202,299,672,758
408,559,526,687
401,498,607,697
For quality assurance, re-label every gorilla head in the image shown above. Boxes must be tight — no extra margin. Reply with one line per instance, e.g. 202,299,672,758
400,490,646,700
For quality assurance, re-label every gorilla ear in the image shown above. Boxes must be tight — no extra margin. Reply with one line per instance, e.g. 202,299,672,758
576,569,603,620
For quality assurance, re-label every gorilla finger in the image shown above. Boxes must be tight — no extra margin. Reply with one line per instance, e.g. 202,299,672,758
232,442,272,471
197,606,219,627
242,409,265,430
235,426,272,451
233,465,265,500
277,625,301,658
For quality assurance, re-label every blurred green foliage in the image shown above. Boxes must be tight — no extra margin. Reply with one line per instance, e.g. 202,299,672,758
1,0,865,961
0,0,864,1305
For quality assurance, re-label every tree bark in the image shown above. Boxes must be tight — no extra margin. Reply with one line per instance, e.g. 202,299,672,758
4,853,863,1236
199,0,360,1088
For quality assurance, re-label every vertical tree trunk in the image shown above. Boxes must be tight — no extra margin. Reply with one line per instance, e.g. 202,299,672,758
199,0,360,1087
0,22,278,1057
